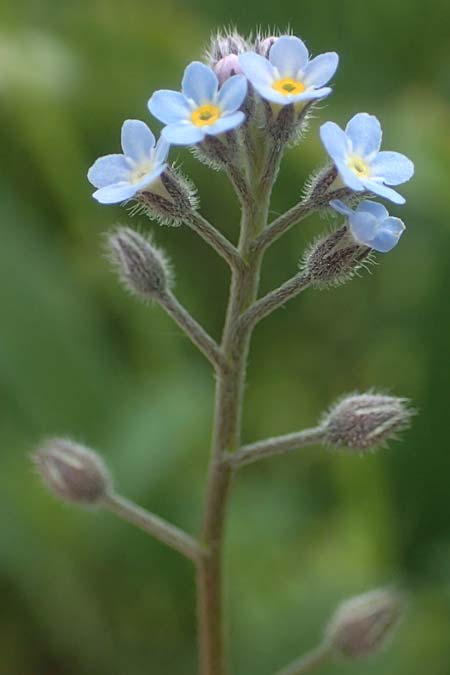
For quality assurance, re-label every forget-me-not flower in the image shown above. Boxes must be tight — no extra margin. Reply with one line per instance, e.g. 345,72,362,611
320,113,414,205
239,35,338,106
88,120,169,204
330,199,405,252
148,61,247,146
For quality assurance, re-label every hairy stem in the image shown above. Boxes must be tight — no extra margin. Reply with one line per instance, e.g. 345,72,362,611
197,189,270,675
236,272,312,335
276,642,333,675
102,493,203,563
187,212,243,271
230,426,327,468
158,290,227,371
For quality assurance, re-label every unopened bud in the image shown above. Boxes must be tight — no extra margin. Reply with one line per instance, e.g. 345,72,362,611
207,31,249,65
106,227,172,300
255,35,278,57
214,54,243,85
302,226,371,287
33,438,112,505
326,588,404,658
323,393,414,451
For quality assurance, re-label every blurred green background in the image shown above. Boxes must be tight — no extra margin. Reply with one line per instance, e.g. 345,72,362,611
1,0,449,673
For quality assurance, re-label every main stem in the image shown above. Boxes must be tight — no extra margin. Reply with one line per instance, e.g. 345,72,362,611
196,173,272,674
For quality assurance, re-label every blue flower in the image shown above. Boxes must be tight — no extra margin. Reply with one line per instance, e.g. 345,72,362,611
320,113,414,205
148,61,247,146
239,35,338,106
87,120,169,204
330,199,405,252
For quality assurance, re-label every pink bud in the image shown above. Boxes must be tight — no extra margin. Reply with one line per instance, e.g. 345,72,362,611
256,36,278,58
214,54,243,85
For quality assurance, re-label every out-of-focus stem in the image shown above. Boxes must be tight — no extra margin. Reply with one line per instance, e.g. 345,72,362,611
103,493,203,563
276,642,333,675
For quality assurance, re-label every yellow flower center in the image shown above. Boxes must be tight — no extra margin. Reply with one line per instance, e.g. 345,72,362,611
348,155,370,178
130,160,154,184
191,104,221,127
272,77,306,96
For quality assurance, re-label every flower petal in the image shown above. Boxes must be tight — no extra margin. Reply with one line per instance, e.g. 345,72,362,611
87,154,129,188
370,217,405,252
182,61,218,104
205,111,245,136
121,120,155,161
362,179,406,204
370,151,414,185
217,75,247,113
239,52,274,86
303,52,339,88
336,160,366,191
345,113,382,159
92,182,137,204
295,86,332,101
349,211,379,245
153,136,171,164
162,122,205,146
269,36,309,78
319,121,351,163
132,166,166,192
355,200,389,220
329,199,354,217
148,90,191,124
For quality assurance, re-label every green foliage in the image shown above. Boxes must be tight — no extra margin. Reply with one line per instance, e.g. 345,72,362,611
0,1,449,673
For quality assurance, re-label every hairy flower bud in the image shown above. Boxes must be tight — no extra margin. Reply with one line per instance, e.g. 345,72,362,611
106,227,172,301
255,35,278,57
214,54,243,84
207,31,249,65
302,226,372,287
326,588,404,658
323,393,414,451
33,438,112,505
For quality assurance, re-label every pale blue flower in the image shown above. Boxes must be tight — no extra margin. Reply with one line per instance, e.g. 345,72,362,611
239,35,338,106
88,120,169,204
330,199,405,252
148,61,247,146
320,113,414,205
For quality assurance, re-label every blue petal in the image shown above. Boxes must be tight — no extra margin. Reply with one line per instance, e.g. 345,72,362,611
121,120,155,161
87,154,129,188
345,113,382,159
162,122,205,146
303,52,339,87
336,160,366,191
370,217,405,252
356,200,389,220
182,61,218,104
370,151,414,185
362,179,406,204
239,52,274,86
329,199,353,217
217,75,247,113
349,211,379,245
295,86,332,101
132,166,166,192
92,182,137,204
251,83,298,105
320,121,351,163
148,90,191,124
153,136,171,164
205,111,245,136
269,36,309,78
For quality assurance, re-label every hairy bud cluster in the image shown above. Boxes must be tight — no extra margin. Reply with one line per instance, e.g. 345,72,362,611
34,438,112,505
326,588,404,658
206,30,249,65
302,226,372,287
323,392,413,451
106,227,172,301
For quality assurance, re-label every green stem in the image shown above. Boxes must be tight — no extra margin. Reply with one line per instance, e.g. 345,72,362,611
276,642,333,675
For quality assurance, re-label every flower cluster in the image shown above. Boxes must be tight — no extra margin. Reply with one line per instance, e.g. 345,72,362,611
87,30,414,255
